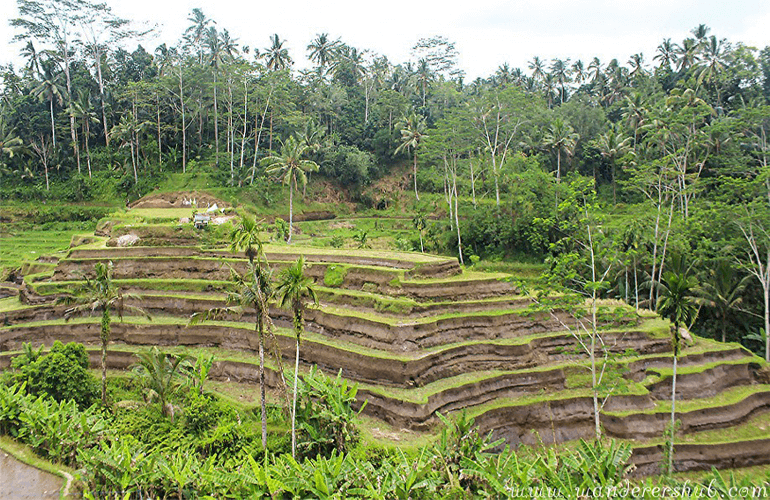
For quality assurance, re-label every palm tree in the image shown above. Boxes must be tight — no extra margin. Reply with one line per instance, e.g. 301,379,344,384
229,214,265,265
696,35,728,105
275,256,318,458
191,261,273,448
184,8,212,63
571,60,586,86
654,38,679,71
696,259,751,343
307,33,339,74
550,58,571,104
60,261,150,404
395,112,428,202
656,270,699,475
206,27,238,169
263,34,293,71
528,56,545,82
262,137,320,243
32,69,65,150
597,124,632,203
20,40,41,79
543,118,578,187
0,115,26,162
627,53,646,80
70,90,99,178
220,216,274,447
133,347,191,419
676,38,701,73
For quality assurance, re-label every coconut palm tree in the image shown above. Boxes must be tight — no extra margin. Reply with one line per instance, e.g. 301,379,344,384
133,347,191,419
696,259,751,343
275,256,318,458
0,115,26,162
528,56,545,82
550,58,571,104
543,118,578,186
190,260,273,447
60,261,150,404
184,8,212,63
32,68,65,150
656,269,699,475
654,38,679,71
307,33,339,74
263,34,293,71
597,124,632,203
395,112,428,202
262,137,320,243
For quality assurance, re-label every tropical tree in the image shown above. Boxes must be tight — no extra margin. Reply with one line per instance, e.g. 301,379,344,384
307,33,339,74
543,118,579,207
0,115,26,162
133,347,191,419
395,112,428,202
32,68,64,150
60,261,150,404
596,124,632,203
656,269,699,475
262,137,320,243
263,34,293,71
275,256,318,458
190,261,273,448
654,38,679,71
696,259,751,343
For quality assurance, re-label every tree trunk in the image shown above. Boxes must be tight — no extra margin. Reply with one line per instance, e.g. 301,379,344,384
50,99,56,150
292,334,300,458
288,177,294,243
100,308,110,405
84,118,92,178
213,69,219,167
453,170,463,265
179,68,186,173
413,152,420,201
96,52,110,147
258,319,267,448
668,347,678,475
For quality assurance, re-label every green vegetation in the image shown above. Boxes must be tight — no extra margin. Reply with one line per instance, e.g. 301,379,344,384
1,6,770,491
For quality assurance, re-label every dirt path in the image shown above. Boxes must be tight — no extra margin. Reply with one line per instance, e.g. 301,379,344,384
0,451,63,499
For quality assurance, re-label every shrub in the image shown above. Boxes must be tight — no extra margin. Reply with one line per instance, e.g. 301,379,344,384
11,341,98,409
295,367,363,458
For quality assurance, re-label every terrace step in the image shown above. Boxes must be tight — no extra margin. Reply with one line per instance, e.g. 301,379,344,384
0,318,671,388
603,386,770,439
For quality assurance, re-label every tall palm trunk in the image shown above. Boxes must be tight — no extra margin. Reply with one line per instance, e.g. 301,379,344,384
213,69,219,167
668,347,678,474
49,99,56,150
288,176,294,243
257,317,267,448
179,67,187,173
292,333,300,458
100,308,110,404
413,151,420,201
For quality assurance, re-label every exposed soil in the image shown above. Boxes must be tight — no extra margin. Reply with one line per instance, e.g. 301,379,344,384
631,439,770,476
129,191,230,209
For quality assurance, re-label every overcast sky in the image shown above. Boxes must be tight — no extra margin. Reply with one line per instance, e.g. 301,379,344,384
2,0,769,80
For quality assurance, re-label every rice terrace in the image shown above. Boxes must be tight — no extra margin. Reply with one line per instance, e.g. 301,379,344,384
1,1,770,498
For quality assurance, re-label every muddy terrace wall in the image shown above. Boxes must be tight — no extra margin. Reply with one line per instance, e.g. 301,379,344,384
0,322,670,388
66,247,462,279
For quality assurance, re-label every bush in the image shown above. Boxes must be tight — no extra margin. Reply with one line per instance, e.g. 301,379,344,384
11,341,98,409
295,367,363,458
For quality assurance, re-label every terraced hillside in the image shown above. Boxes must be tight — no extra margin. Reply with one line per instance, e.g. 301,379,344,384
2,213,769,476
